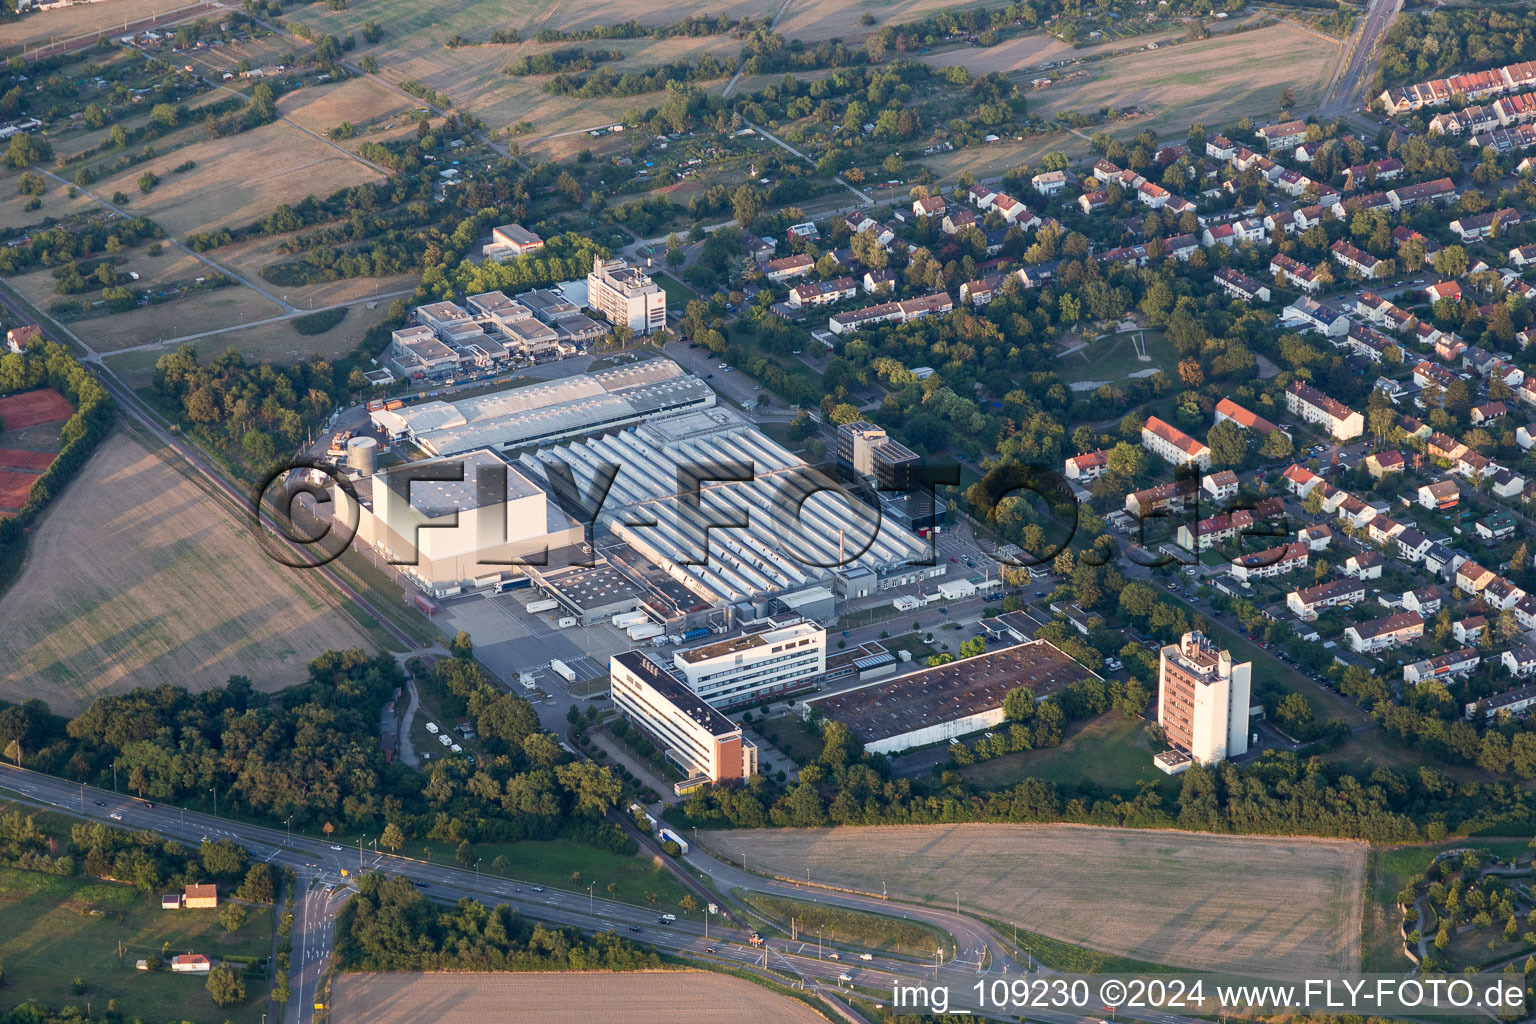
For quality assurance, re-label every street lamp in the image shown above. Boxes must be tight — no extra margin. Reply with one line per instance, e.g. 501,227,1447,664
210,786,217,817
285,816,293,847
587,883,593,913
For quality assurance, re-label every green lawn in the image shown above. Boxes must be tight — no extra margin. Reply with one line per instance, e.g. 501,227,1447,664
1056,329,1174,386
737,890,952,956
651,272,697,309
0,868,273,1023
388,836,690,911
958,712,1174,797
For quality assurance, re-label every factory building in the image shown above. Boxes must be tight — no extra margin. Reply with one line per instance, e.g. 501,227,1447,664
370,360,714,457
334,449,584,597
517,407,939,609
671,618,826,709
802,640,1095,755
610,650,757,787
1156,631,1252,770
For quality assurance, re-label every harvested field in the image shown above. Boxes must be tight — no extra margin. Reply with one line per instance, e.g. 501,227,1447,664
0,0,201,53
703,824,1365,974
0,469,39,510
0,388,73,429
0,432,378,712
773,0,970,42
278,77,416,139
88,118,386,239
330,972,830,1024
1027,24,1338,140
65,280,285,352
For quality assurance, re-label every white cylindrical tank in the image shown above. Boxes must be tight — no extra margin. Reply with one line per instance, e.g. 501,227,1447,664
346,435,378,475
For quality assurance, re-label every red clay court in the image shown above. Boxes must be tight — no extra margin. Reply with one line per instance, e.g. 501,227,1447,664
0,388,73,430
0,449,54,471
0,469,40,510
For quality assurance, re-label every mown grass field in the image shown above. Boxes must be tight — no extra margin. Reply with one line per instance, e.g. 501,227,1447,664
704,824,1366,973
957,712,1174,796
331,971,831,1024
739,890,951,955
0,432,381,711
0,867,273,1024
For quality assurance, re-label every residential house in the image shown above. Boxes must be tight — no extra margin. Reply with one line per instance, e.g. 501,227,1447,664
913,195,946,218
1282,297,1350,337
1345,550,1386,579
1031,171,1069,195
1064,449,1109,482
171,954,211,974
1402,648,1480,684
1455,615,1489,644
1396,528,1433,563
1214,268,1271,303
1403,584,1443,616
1457,561,1497,595
1451,208,1522,241
1298,523,1334,550
1365,450,1405,478
1270,253,1322,294
763,254,815,282
184,884,218,909
1287,579,1365,620
1125,478,1198,518
1330,239,1386,278
1282,463,1322,497
1257,119,1309,150
1345,611,1424,653
1417,479,1460,511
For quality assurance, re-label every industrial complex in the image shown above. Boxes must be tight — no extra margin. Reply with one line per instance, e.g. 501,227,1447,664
802,640,1097,755
370,360,715,457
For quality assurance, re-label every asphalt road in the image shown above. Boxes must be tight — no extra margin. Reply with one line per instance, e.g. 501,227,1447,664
0,764,1231,1024
1322,0,1404,116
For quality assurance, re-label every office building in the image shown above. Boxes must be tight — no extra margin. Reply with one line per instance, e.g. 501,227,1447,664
587,256,667,334
1157,631,1251,768
672,618,826,709
610,651,757,786
836,420,920,492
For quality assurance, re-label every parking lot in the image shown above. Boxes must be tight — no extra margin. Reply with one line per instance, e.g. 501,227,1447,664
437,590,631,692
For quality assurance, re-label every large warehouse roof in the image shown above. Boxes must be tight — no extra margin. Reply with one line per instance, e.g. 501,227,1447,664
517,407,931,606
806,640,1094,746
371,360,714,456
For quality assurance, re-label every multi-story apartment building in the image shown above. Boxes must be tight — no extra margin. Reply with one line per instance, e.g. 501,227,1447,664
1285,381,1364,440
587,256,667,334
1141,415,1211,469
1157,632,1252,767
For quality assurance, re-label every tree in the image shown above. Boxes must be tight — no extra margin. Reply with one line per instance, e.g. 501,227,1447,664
219,901,248,933
381,822,405,853
238,863,274,903
206,964,247,1007
450,630,473,659
1432,245,1469,279
1206,420,1251,468
679,893,699,914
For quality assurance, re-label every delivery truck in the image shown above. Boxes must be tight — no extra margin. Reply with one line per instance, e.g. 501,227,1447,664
628,623,664,641
525,598,558,614
550,659,577,682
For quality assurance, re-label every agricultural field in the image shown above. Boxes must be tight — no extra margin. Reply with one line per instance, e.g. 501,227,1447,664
0,431,381,712
918,23,1339,184
330,971,830,1024
703,824,1366,973
0,866,274,1024
0,0,201,54
86,117,387,240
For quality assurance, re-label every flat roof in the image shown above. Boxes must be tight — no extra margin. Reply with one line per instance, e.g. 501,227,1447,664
613,650,737,736
540,562,645,612
380,449,543,517
807,640,1093,744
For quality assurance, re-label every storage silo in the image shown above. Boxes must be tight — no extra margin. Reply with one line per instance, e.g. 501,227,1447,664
346,435,378,476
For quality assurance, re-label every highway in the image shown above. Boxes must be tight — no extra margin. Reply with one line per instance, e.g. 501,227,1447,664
0,763,1224,1024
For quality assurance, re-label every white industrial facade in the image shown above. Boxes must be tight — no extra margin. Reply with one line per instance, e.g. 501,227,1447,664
672,618,826,708
335,450,583,596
